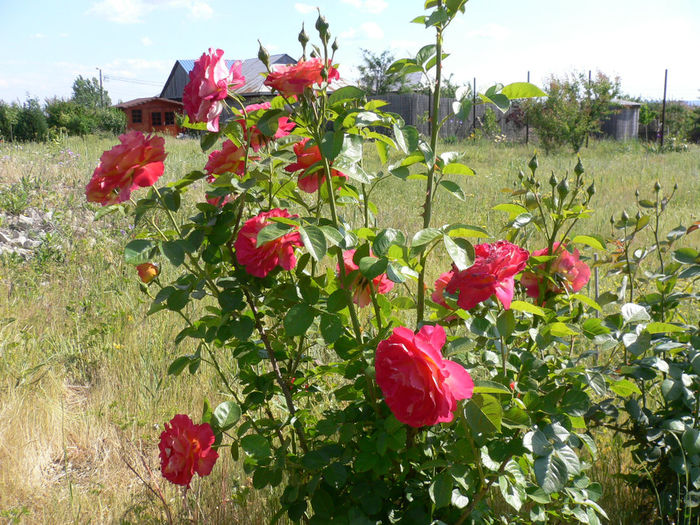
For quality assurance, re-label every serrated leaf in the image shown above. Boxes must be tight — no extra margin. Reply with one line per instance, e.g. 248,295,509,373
610,378,642,397
439,179,466,200
645,322,684,334
571,293,602,312
443,235,474,271
621,303,650,323
572,235,605,251
298,225,326,262
358,256,388,279
256,222,295,247
373,228,406,256
443,162,475,176
411,228,442,248
213,401,241,431
473,380,512,395
534,452,568,494
161,240,185,267
329,85,365,105
429,471,453,509
124,239,155,265
241,434,270,460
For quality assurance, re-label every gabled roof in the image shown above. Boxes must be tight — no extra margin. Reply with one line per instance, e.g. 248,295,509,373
160,54,297,99
114,97,184,109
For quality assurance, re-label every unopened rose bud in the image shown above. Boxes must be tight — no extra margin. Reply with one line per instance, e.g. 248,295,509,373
574,157,584,177
528,153,538,174
315,12,330,42
137,262,159,284
257,41,270,69
518,169,524,180
331,38,339,54
654,181,661,192
635,189,640,199
298,24,310,50
636,211,642,221
557,178,569,198
549,173,558,187
673,183,678,191
587,182,596,197
621,210,630,222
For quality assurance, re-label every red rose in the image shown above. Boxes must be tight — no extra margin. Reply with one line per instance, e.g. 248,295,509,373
284,138,346,193
136,262,159,283
183,48,245,132
158,414,219,487
446,240,529,310
204,140,248,176
238,102,295,152
338,249,394,308
375,324,474,428
86,131,167,205
520,242,591,299
431,270,455,309
264,58,340,97
234,208,303,278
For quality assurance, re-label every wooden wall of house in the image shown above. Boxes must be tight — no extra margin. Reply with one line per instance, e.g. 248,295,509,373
121,101,183,135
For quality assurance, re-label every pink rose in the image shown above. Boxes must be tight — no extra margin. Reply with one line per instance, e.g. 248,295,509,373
234,208,303,278
238,102,295,152
431,270,455,309
183,49,245,132
446,240,529,310
264,58,340,98
338,249,394,307
85,131,167,205
136,262,159,284
204,140,248,176
158,414,219,487
284,138,346,193
376,324,474,428
521,243,591,299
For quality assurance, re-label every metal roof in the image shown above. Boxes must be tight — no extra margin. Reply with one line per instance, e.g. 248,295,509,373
176,54,297,96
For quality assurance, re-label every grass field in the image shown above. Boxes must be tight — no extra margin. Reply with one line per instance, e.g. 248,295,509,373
0,135,698,524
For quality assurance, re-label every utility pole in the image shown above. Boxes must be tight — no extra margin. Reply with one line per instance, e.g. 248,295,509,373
96,67,104,107
660,69,668,149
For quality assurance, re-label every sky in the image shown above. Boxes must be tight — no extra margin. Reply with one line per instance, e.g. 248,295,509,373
1,0,698,105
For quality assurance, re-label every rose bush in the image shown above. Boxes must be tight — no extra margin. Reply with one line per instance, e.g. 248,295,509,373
87,3,700,523
521,242,591,299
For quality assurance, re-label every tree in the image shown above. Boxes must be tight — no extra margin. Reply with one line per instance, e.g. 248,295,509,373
72,75,110,108
523,71,621,153
0,101,20,141
357,49,407,94
14,98,48,141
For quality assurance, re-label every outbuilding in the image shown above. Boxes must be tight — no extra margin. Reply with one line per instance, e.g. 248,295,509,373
601,99,640,141
114,97,184,135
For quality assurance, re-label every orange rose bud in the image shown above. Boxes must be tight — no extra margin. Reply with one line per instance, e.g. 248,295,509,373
137,262,159,284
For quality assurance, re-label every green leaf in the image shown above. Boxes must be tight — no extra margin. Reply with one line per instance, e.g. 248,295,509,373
168,355,192,376
320,130,344,161
501,82,546,99
241,434,271,461
497,310,515,338
412,228,442,248
439,180,466,201
124,239,155,265
429,471,453,509
509,300,546,317
548,322,578,337
473,380,512,395
572,235,605,251
298,225,327,262
561,390,590,417
493,203,528,217
213,401,241,431
284,304,316,337
359,256,389,279
571,293,602,312
464,394,502,435
200,131,220,152
443,235,474,271
610,378,642,397
621,303,650,324
373,228,406,256
256,222,295,247
161,240,185,267
320,314,344,344
446,224,491,238
534,452,568,494
645,322,685,334
256,109,285,137
329,85,365,105
392,124,419,154
443,162,475,176
453,98,473,121
327,289,349,312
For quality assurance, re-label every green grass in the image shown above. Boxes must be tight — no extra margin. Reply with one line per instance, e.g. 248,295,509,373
0,135,698,523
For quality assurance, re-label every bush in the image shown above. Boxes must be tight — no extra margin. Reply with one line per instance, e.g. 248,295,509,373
13,98,48,142
523,72,620,153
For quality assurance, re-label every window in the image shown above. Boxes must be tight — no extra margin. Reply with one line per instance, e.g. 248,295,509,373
164,111,175,125
151,112,162,126
132,109,142,123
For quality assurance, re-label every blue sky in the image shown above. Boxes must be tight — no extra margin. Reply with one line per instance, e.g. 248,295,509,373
1,0,698,104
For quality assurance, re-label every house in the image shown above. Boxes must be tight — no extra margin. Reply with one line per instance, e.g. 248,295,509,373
114,97,184,135
160,54,298,101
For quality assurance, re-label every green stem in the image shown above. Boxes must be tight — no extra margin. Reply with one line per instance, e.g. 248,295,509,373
416,6,444,326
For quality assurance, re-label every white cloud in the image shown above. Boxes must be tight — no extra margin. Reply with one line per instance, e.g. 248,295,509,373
141,37,153,46
87,0,213,24
294,3,316,14
340,28,357,40
31,33,47,39
341,0,387,14
360,21,383,40
59,33,69,38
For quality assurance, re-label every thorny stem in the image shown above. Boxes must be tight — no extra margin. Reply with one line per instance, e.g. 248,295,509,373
243,288,309,453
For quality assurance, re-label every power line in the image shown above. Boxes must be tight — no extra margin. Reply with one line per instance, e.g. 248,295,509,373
104,75,163,87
